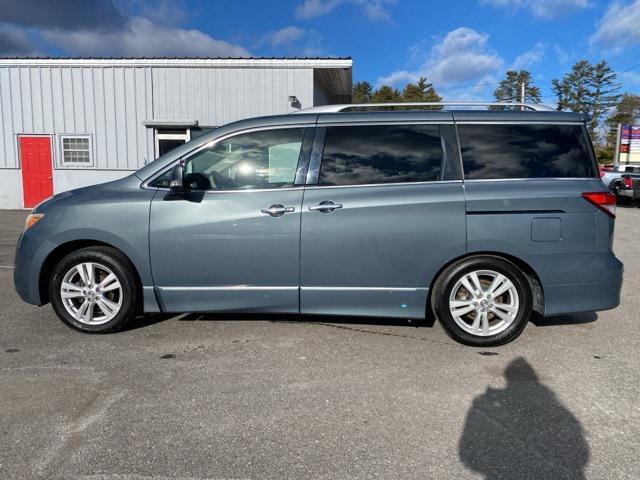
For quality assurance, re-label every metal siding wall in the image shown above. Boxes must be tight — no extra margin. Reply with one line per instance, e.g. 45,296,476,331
0,65,153,171
0,69,10,168
0,64,321,171
151,67,314,126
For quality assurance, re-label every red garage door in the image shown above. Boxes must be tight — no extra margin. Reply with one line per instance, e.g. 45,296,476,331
20,136,53,208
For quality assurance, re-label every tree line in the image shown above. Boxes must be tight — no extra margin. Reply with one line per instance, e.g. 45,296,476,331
352,60,640,162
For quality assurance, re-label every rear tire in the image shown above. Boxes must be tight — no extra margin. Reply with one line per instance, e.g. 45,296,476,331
432,256,532,346
49,246,139,333
610,182,630,205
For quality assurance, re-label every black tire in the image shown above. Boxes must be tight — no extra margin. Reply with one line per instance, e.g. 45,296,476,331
432,256,532,346
49,246,140,333
610,182,630,205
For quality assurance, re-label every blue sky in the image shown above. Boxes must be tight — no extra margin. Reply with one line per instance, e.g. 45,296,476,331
1,0,639,102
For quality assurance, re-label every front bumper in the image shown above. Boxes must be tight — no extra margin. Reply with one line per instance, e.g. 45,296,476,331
13,230,55,305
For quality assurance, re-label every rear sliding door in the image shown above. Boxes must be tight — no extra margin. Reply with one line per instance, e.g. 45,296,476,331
300,116,467,319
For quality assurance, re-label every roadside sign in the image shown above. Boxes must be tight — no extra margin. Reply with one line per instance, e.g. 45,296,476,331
617,124,640,162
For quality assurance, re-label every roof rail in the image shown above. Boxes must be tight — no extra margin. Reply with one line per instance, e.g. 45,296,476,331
292,101,555,114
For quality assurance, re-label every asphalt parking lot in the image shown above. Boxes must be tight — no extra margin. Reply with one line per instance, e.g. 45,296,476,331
1,207,639,480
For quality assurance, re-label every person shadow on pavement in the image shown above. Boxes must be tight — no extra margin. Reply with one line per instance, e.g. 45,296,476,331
459,357,589,480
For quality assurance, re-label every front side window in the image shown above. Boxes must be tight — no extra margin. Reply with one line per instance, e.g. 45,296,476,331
458,124,597,180
318,124,443,186
182,128,304,191
60,135,93,167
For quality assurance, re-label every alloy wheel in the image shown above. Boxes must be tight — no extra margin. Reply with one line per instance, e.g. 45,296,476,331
60,262,123,325
448,269,520,337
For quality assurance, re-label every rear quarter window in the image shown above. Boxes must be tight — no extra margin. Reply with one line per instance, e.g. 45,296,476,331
458,124,597,180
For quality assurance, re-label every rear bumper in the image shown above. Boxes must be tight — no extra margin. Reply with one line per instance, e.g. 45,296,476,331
542,254,623,316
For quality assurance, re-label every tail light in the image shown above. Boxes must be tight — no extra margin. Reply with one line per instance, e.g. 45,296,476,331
581,192,616,218
623,175,633,189
599,167,606,178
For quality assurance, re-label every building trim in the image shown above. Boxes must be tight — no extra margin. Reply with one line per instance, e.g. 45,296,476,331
0,58,353,69
143,120,198,128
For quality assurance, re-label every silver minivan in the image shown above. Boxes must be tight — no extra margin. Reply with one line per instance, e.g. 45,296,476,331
14,103,623,346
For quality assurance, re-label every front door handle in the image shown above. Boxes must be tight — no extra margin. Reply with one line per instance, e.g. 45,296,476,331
261,204,295,217
309,201,343,213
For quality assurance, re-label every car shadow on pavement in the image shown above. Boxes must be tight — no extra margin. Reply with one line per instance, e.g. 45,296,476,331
123,313,182,331
459,357,589,480
530,311,598,327
177,312,435,328
121,312,430,333
126,310,595,332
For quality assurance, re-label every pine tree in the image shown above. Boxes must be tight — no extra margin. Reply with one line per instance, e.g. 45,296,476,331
553,60,621,138
399,77,442,110
587,61,621,135
352,81,373,103
493,70,541,106
402,77,442,102
552,60,593,114
371,85,402,103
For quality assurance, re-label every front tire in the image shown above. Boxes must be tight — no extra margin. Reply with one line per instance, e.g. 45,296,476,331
432,256,532,346
49,246,139,333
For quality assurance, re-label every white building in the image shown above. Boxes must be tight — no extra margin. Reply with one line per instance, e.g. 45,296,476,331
0,57,352,209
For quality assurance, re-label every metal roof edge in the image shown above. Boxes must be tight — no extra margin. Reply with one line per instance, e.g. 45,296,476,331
0,57,353,69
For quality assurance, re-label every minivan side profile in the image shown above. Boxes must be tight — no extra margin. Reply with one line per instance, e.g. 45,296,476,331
14,103,623,346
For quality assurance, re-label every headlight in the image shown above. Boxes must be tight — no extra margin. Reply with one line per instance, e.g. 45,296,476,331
25,213,44,231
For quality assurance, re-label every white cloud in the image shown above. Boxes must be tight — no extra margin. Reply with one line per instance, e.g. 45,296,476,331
42,17,250,57
295,0,396,21
621,71,640,85
511,42,546,69
481,0,590,19
296,0,342,18
590,0,640,53
376,70,418,87
259,26,325,56
263,26,306,48
377,27,504,91
356,0,397,21
554,45,571,64
0,23,39,56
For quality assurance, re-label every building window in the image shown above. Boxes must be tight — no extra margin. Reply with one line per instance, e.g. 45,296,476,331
155,129,191,158
60,135,93,167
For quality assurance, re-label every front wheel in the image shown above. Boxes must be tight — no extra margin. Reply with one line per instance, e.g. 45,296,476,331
432,256,532,346
49,246,139,333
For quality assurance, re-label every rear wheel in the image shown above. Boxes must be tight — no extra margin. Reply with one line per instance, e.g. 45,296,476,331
433,256,532,346
49,247,139,333
610,181,630,205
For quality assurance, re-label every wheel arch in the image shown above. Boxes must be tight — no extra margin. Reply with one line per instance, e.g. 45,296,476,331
39,240,143,305
428,251,544,316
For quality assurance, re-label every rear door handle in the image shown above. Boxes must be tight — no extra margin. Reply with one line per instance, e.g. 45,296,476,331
309,201,343,213
261,204,295,217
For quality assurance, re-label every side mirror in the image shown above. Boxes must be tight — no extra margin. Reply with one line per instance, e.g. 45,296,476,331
169,162,185,194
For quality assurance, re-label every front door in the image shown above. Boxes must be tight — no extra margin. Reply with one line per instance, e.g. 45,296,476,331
300,123,467,319
149,127,311,313
19,136,53,208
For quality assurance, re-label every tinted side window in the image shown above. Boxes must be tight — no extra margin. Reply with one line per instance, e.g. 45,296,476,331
458,124,597,180
318,124,443,186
